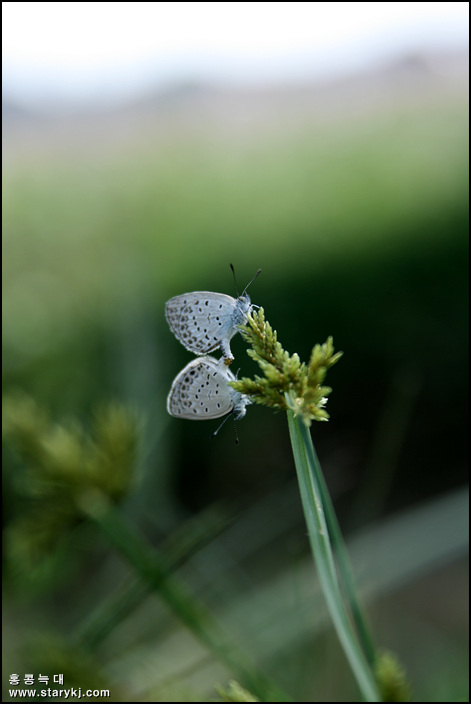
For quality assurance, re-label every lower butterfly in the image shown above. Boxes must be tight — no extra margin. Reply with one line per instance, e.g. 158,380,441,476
167,356,251,435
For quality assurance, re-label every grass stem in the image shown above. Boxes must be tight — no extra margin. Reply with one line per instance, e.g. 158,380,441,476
287,408,381,702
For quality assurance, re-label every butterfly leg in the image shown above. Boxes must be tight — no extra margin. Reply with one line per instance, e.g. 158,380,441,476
220,339,234,365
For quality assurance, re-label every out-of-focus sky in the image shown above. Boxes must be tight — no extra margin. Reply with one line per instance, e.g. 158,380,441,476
2,1,469,106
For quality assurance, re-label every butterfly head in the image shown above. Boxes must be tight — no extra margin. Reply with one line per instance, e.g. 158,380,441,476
232,394,252,420
236,292,252,311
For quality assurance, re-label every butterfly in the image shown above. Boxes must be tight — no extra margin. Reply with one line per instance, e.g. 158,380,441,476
165,266,260,364
167,356,251,435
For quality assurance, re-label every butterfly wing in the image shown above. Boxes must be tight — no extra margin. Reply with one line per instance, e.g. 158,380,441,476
165,292,242,356
167,356,236,420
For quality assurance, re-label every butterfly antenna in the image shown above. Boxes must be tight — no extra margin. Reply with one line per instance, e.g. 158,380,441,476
242,268,262,297
233,417,239,445
211,413,232,440
211,412,240,445
230,263,240,297
230,264,261,298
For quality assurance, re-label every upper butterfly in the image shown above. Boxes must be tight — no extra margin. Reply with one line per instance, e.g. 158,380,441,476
165,267,261,365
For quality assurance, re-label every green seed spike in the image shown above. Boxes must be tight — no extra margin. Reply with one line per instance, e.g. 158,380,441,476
229,308,342,427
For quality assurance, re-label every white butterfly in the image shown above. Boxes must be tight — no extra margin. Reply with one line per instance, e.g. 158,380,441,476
167,356,251,426
165,268,260,364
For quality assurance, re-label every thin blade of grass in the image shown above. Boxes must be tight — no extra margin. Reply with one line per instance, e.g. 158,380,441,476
81,490,292,703
306,433,377,666
287,408,380,702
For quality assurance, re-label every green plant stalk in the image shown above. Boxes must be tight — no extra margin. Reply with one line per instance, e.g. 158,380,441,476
309,439,377,667
80,490,292,703
74,575,150,651
74,506,232,651
287,408,381,702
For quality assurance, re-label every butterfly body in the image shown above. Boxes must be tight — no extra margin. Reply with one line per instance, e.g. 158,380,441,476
167,356,251,421
165,291,252,364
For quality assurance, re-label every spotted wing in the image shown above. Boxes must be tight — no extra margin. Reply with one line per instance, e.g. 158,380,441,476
167,356,236,420
165,292,238,355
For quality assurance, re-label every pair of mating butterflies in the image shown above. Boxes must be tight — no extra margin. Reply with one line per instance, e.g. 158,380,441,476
165,269,260,430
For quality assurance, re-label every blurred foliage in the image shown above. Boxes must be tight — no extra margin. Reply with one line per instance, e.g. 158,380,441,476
215,680,260,702
3,396,138,578
374,651,412,703
2,84,468,701
24,635,115,702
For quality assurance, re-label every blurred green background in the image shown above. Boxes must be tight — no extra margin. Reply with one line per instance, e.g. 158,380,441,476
3,58,469,701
